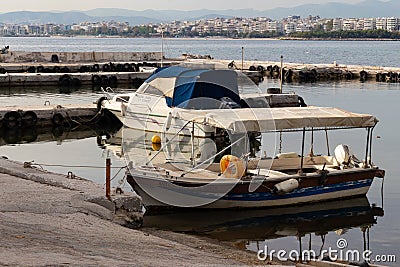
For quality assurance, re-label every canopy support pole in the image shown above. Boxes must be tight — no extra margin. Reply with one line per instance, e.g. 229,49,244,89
300,127,306,175
364,127,371,168
191,122,195,168
309,127,314,157
325,129,330,156
369,126,375,165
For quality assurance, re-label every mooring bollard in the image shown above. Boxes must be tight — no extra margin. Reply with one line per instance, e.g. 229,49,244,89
106,158,111,200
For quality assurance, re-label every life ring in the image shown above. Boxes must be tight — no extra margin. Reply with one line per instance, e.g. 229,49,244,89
21,128,38,143
109,76,118,86
58,74,71,87
60,66,70,73
79,66,89,73
123,63,131,72
27,66,36,73
272,65,280,72
53,66,60,73
345,72,353,80
92,64,100,72
36,66,44,73
52,126,64,138
92,75,102,86
22,111,38,127
71,78,81,87
360,70,368,81
3,111,22,129
285,69,293,82
131,63,138,72
102,64,110,72
52,113,65,126
257,65,265,73
220,155,245,179
101,75,109,86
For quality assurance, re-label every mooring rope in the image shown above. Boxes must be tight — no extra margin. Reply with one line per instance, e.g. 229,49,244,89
24,161,126,169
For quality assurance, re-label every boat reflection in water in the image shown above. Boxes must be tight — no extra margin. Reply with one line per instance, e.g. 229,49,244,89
143,196,383,254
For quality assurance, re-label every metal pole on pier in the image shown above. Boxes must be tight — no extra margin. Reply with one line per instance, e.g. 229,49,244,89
161,28,164,68
106,158,111,200
280,55,283,93
241,47,244,72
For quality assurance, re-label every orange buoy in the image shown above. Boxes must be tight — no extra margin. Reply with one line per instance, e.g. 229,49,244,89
219,155,245,179
152,142,161,151
151,135,161,144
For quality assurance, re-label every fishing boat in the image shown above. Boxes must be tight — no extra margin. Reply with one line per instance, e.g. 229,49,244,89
98,64,305,137
124,104,385,210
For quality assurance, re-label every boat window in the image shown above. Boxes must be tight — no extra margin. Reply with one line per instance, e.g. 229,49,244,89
136,83,148,93
143,84,163,96
116,96,130,102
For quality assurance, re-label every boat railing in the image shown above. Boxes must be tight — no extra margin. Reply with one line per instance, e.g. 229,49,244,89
101,86,115,99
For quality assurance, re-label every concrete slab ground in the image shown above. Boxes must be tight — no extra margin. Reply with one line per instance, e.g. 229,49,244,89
0,158,281,266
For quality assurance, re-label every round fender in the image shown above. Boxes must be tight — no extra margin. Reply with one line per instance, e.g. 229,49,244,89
22,111,38,127
3,111,22,129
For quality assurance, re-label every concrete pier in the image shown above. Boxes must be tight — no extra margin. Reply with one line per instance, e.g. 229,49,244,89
209,59,400,83
0,71,152,87
0,157,266,266
0,104,99,128
0,51,163,63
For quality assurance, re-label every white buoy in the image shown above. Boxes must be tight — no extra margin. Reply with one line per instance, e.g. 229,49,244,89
273,179,299,194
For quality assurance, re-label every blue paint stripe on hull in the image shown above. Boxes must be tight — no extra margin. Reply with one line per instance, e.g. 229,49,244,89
222,179,373,201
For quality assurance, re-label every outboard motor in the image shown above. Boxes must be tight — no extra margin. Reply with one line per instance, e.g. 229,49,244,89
219,97,241,109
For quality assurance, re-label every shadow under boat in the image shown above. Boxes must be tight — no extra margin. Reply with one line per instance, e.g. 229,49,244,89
143,196,383,242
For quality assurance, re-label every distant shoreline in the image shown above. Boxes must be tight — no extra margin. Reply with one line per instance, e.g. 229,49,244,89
1,35,400,41
279,37,400,41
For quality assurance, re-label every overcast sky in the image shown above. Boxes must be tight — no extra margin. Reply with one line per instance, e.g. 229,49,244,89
1,0,367,12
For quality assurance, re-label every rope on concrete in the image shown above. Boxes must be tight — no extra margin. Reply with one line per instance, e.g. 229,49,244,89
24,161,126,169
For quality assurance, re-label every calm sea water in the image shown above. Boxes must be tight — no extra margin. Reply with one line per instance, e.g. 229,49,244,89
0,37,399,265
1,36,400,66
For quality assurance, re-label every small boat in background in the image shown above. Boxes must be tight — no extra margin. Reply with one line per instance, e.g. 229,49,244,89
99,64,306,137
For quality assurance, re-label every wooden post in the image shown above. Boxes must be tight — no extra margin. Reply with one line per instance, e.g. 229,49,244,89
106,158,111,200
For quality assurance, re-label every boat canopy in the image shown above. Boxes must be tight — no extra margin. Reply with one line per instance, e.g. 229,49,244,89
143,66,240,108
171,106,378,133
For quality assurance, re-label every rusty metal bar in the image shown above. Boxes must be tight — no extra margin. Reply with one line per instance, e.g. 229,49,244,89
106,158,111,200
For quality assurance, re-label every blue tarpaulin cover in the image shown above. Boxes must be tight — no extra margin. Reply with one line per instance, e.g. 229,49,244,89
145,66,240,108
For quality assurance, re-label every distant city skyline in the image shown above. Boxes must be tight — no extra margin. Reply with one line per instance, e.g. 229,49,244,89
0,0,370,12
